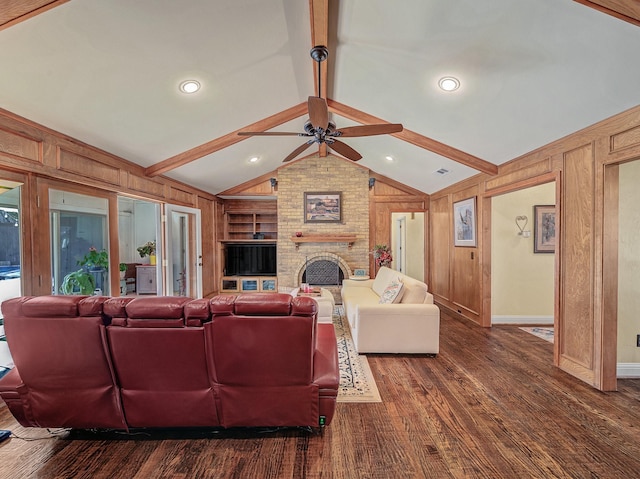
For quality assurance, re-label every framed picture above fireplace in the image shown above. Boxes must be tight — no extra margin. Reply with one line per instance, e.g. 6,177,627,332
304,192,342,223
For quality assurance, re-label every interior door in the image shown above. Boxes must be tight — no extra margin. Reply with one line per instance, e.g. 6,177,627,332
164,204,202,298
394,215,407,274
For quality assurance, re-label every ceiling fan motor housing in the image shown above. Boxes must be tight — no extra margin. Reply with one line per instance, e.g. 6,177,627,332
310,45,328,63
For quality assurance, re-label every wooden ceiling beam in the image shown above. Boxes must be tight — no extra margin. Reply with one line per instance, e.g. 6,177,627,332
327,99,499,176
573,0,640,27
0,1,70,32
309,0,329,98
145,102,308,177
310,0,329,157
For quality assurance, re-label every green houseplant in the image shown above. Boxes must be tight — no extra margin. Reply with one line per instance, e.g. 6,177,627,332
78,246,109,271
60,269,96,295
136,241,156,258
137,241,157,265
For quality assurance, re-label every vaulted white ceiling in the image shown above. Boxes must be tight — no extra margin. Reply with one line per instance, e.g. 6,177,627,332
0,0,639,195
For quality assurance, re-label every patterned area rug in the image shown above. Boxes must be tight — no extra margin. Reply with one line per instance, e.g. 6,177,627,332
333,307,381,403
519,326,554,343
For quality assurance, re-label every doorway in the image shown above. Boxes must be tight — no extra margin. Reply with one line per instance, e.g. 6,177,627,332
607,159,640,378
490,183,556,325
391,212,424,281
117,197,161,295
165,204,202,298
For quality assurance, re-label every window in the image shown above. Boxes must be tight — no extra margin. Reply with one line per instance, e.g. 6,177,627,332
50,190,109,295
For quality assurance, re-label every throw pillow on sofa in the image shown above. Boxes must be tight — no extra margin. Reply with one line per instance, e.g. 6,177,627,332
379,277,404,304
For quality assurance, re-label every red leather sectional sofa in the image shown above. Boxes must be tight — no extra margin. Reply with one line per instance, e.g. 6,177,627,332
0,293,339,430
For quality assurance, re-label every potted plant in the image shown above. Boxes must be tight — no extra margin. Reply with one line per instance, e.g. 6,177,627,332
78,246,109,271
372,244,393,269
60,269,96,295
119,262,127,279
137,241,156,265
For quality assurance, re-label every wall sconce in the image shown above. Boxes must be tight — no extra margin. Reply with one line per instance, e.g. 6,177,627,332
369,178,376,189
515,215,531,237
269,177,278,188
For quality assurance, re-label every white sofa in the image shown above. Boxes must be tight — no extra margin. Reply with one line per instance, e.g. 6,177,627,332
341,267,440,354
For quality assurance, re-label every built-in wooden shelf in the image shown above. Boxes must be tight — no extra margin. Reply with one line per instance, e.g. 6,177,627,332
290,234,357,250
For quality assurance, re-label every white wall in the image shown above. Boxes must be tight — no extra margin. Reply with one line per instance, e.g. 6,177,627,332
491,183,555,323
618,160,640,365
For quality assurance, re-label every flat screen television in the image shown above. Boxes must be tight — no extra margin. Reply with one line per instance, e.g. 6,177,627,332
225,243,277,276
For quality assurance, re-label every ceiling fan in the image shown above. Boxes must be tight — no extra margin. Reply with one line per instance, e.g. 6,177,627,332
238,46,403,162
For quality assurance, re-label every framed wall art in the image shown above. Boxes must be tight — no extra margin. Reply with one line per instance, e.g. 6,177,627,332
453,197,477,247
534,205,556,253
304,192,342,223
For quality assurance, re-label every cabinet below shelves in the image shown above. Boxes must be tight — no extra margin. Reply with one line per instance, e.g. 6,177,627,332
221,276,278,293
136,265,157,294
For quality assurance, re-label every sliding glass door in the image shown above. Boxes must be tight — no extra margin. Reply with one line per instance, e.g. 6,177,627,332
50,190,109,295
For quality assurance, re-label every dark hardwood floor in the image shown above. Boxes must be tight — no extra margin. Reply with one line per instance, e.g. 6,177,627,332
1,312,639,478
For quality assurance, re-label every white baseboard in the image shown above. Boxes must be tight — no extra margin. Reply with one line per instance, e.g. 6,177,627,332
617,363,640,378
491,315,554,325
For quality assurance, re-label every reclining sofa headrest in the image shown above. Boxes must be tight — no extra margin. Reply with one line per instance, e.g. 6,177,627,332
210,293,316,317
2,295,110,322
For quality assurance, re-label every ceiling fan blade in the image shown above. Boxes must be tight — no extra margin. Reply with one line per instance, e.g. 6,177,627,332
308,96,329,130
334,123,404,137
329,140,363,161
238,131,304,137
282,142,314,162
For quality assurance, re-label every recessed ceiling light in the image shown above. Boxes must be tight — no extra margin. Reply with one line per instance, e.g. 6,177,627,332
385,156,394,161
438,77,460,92
249,156,260,163
179,80,201,94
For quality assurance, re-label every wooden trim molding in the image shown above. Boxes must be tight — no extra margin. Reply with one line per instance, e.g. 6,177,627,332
573,0,640,27
145,102,308,177
0,1,70,32
309,0,329,99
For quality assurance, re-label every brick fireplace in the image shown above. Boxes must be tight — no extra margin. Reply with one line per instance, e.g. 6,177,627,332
276,155,370,302
293,252,352,302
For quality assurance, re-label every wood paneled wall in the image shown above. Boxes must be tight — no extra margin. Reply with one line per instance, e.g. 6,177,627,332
429,181,483,322
430,104,640,391
369,174,428,279
0,108,222,297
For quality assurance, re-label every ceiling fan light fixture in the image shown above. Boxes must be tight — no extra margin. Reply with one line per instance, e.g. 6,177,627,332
438,77,460,92
179,80,201,94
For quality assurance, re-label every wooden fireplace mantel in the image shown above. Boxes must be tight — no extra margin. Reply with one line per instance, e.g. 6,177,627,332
290,234,357,250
